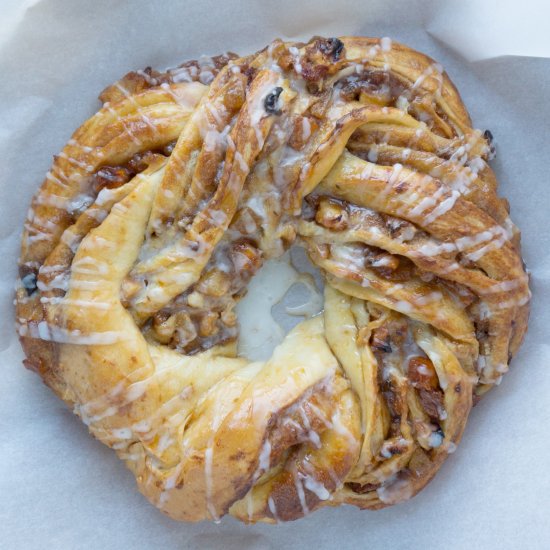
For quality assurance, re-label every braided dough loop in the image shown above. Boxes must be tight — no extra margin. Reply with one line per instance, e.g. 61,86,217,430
16,36,529,523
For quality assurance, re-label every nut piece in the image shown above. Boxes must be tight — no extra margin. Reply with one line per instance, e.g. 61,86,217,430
196,269,231,297
173,312,197,347
152,313,177,344
408,356,439,389
315,198,349,231
221,304,237,327
231,239,262,275
199,311,220,337
187,291,206,309
371,326,392,353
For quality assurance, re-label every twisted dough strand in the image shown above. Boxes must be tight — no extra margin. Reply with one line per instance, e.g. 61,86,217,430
16,36,529,523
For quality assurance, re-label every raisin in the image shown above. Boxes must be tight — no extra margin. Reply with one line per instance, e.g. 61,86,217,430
371,326,392,353
21,272,38,296
93,166,132,191
264,87,283,115
319,38,344,60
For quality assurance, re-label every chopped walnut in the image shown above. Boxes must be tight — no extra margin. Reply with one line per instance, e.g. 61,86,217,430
221,305,237,327
315,198,349,231
152,312,177,344
173,313,197,347
231,239,262,275
383,216,417,242
363,246,400,276
187,291,206,309
199,311,220,337
196,269,231,297
371,326,392,353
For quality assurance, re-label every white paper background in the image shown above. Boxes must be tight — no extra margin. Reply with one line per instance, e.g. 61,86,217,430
1,1,549,548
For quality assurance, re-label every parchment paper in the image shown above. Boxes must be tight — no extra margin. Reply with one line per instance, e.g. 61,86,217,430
1,1,549,549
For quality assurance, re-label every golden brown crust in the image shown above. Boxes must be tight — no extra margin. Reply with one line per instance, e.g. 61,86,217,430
16,36,529,523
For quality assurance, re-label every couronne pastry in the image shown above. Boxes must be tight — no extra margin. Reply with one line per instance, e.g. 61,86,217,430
16,36,530,523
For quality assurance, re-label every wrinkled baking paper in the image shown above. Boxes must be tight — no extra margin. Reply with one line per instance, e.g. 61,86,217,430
1,0,549,549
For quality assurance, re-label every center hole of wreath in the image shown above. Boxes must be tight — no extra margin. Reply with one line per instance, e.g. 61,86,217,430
235,247,324,361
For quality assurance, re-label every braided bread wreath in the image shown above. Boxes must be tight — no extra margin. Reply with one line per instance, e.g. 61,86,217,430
16,37,530,523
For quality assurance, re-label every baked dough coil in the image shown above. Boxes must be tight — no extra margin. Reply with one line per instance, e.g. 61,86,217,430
16,37,529,523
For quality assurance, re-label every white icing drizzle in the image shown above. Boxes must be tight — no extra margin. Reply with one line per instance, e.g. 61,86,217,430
24,225,53,244
408,185,447,218
257,440,271,474
411,63,443,92
33,192,71,210
45,170,70,191
296,405,321,449
114,82,159,135
301,116,311,141
267,496,280,522
17,321,126,345
288,46,302,75
376,474,413,504
294,472,309,516
104,102,142,146
423,190,460,224
247,492,255,522
57,151,94,173
446,441,457,454
247,75,283,147
77,369,152,425
411,291,443,306
396,95,410,112
328,409,357,448
414,224,510,259
39,296,113,310
36,271,69,292
495,292,530,310
388,163,403,185
204,445,219,522
303,475,330,501
68,279,104,291
462,228,508,262
60,228,82,253
380,37,392,52
481,277,526,295
71,256,109,275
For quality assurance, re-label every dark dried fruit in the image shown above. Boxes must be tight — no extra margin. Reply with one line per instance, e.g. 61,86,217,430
93,165,132,191
315,198,349,231
319,38,344,60
161,140,177,156
371,326,392,353
21,272,38,296
264,87,283,115
408,356,444,420
408,356,439,389
483,129,494,144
